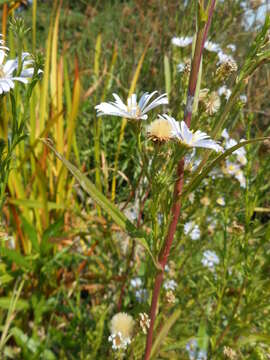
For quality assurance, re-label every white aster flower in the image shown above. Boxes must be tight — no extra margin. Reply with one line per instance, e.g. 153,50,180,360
184,221,201,240
204,40,221,52
235,169,246,188
225,161,241,175
171,36,193,47
160,114,223,152
221,128,230,140
135,288,148,303
202,250,220,269
186,339,207,360
227,44,236,52
0,49,35,94
218,85,232,100
163,279,177,291
217,197,225,206
130,277,142,288
177,62,185,73
225,138,247,165
225,137,237,149
236,145,247,165
108,332,131,350
95,91,168,120
217,51,234,64
239,94,247,103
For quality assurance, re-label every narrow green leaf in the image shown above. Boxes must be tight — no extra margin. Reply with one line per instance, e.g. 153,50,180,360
9,198,65,210
151,308,182,358
0,248,31,270
238,333,270,345
42,140,160,268
21,217,39,252
0,298,29,311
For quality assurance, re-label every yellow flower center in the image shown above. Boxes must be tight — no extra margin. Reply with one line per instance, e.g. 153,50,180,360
147,119,172,142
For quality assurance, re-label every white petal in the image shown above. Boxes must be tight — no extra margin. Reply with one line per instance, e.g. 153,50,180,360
141,93,168,114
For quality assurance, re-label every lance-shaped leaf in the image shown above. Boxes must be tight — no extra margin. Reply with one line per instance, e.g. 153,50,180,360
42,139,160,268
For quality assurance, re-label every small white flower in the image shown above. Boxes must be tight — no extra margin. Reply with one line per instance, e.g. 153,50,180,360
236,146,247,165
130,277,142,288
204,40,221,52
202,250,220,269
221,128,230,140
188,193,195,203
225,137,237,149
184,221,201,240
186,340,207,360
160,114,223,152
239,94,247,103
163,279,177,291
177,62,185,73
95,91,168,120
0,48,35,94
218,85,232,100
225,161,241,175
217,197,225,206
235,169,246,188
217,51,234,65
227,44,236,52
135,289,148,303
171,36,193,47
108,332,131,350
225,138,247,165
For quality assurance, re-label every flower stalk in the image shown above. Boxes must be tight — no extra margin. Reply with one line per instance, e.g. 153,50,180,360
143,1,217,359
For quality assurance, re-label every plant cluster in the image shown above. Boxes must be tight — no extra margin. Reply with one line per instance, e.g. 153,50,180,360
0,1,270,359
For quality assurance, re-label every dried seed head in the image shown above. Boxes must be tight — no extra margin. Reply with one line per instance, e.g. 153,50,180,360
216,59,238,79
138,312,150,334
205,92,221,115
183,59,191,74
199,88,210,102
223,346,237,359
147,118,173,142
165,290,176,304
200,196,210,206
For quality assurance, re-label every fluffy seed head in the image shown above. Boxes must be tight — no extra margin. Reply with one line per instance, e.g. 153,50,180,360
110,312,135,339
205,92,221,115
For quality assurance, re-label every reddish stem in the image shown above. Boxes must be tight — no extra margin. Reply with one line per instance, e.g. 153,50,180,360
143,2,216,359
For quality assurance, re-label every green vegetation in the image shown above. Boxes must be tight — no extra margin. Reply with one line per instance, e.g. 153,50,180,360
0,0,270,359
